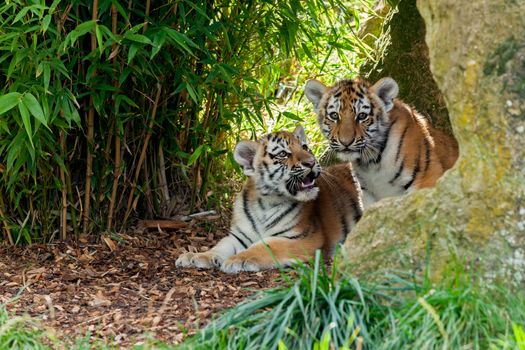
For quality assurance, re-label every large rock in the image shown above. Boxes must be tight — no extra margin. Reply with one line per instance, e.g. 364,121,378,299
361,0,452,134
339,0,525,286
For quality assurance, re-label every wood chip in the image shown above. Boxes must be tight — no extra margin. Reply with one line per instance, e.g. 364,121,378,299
0,224,292,346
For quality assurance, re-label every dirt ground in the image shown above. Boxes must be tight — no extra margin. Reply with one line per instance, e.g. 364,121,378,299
0,222,288,346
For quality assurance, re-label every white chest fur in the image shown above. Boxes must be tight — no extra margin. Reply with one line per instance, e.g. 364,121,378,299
232,192,303,241
353,128,413,207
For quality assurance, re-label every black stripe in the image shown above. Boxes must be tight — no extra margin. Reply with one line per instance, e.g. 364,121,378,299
349,191,363,223
395,124,409,162
270,225,296,237
268,166,282,180
389,160,405,184
289,226,313,240
423,139,431,174
236,227,253,245
242,190,259,234
352,199,363,223
230,232,248,249
372,121,393,164
403,146,421,191
262,161,270,174
275,167,286,180
266,203,299,229
257,198,265,211
340,215,349,242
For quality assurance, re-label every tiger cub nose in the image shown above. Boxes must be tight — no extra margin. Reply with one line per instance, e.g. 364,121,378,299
301,158,316,169
340,138,354,147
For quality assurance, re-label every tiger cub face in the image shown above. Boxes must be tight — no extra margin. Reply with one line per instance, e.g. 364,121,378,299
234,125,321,202
305,77,399,165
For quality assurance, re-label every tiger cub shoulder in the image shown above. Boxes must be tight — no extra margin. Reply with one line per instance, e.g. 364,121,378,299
305,76,458,207
176,125,363,273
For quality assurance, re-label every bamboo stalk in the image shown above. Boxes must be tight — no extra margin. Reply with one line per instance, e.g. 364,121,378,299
82,102,95,235
158,144,170,215
106,3,121,231
0,193,13,245
122,84,162,228
143,0,151,33
107,135,121,230
66,162,79,237
59,131,68,240
82,0,99,235
142,157,154,217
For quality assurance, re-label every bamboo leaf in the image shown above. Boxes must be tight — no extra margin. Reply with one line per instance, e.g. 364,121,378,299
151,31,166,59
42,13,52,32
43,63,50,91
185,82,199,104
282,112,303,122
96,24,104,54
18,100,34,148
22,93,47,127
124,33,152,45
12,6,31,24
0,92,21,115
60,20,96,51
111,0,129,22
162,27,199,56
128,44,139,64
187,145,206,166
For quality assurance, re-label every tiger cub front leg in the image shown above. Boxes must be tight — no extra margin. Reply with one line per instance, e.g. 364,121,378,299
176,236,238,269
221,236,320,273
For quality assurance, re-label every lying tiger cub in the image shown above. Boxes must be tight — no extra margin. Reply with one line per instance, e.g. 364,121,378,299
176,125,363,273
305,77,459,208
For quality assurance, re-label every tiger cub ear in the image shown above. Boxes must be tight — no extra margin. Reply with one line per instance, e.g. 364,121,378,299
371,77,399,112
293,124,308,145
234,140,259,176
305,79,328,112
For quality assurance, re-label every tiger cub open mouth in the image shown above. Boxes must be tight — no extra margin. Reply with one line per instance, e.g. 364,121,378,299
300,171,319,191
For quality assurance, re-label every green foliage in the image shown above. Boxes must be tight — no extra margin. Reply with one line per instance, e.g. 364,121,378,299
0,0,375,242
181,253,525,350
1,261,524,349
0,306,56,349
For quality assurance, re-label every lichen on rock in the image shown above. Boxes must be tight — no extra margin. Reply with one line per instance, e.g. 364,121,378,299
339,0,525,287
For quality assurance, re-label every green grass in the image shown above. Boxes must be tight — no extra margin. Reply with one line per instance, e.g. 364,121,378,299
0,306,56,349
181,252,525,350
2,254,524,349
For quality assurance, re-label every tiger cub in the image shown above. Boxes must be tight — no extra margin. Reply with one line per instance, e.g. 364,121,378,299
305,77,458,207
176,125,363,273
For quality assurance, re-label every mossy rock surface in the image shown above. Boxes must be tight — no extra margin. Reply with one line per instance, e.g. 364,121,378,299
339,0,525,287
361,0,451,133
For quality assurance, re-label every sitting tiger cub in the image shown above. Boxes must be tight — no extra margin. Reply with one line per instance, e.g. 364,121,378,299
305,77,459,208
176,125,363,273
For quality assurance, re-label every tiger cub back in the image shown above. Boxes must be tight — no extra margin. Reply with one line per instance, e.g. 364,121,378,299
176,125,363,273
305,76,458,207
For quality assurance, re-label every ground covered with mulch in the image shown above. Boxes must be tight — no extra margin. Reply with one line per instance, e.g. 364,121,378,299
0,222,289,346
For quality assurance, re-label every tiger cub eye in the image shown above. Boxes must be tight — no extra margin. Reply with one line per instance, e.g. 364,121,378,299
328,112,339,121
356,112,368,122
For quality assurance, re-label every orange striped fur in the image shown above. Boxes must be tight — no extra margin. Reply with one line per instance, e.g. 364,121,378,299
305,77,459,207
176,126,362,273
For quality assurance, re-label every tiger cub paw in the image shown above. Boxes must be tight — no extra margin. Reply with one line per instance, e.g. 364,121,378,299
175,251,223,269
220,256,263,273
